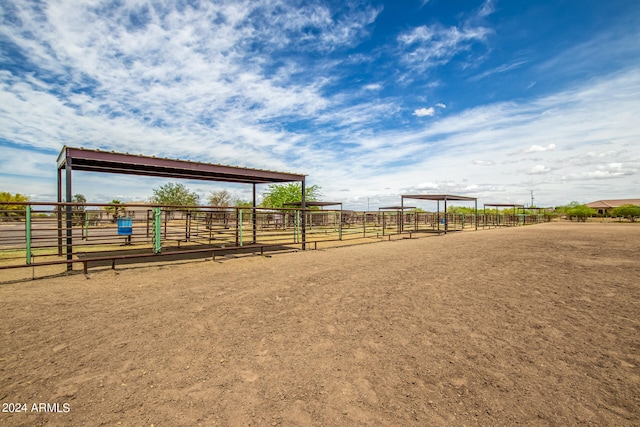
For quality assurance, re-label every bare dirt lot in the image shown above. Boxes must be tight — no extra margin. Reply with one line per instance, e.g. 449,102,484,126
1,222,639,426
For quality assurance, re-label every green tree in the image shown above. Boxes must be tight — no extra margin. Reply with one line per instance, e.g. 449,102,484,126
104,199,125,223
555,201,581,215
611,204,640,222
260,183,321,209
233,199,254,217
234,199,253,207
207,190,232,207
447,206,476,214
0,191,30,219
566,204,596,222
72,194,87,225
150,182,200,206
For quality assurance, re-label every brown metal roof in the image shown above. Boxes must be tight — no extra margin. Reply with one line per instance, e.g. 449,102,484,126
586,199,640,209
57,146,306,184
402,194,477,201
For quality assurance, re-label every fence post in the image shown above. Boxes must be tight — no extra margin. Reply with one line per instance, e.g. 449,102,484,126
239,209,243,247
25,205,32,265
153,207,162,254
83,211,89,239
363,212,366,238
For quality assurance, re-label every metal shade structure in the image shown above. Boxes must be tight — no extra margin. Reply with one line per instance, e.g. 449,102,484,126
56,146,308,268
56,146,306,184
401,194,478,233
401,194,478,202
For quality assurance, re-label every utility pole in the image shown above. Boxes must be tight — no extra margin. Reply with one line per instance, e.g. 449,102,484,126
530,190,534,208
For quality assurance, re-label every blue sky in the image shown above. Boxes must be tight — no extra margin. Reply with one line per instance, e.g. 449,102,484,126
1,0,639,209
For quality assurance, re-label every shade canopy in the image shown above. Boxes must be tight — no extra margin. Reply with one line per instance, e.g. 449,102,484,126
402,194,477,202
57,146,306,184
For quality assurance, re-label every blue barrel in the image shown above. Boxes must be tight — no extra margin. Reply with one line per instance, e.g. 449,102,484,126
117,217,133,235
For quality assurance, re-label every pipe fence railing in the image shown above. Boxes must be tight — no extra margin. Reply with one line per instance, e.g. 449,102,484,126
0,202,551,273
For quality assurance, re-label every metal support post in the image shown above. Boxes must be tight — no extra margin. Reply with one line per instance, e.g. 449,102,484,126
239,209,243,246
252,184,257,244
57,167,63,256
475,200,478,230
185,211,191,241
400,196,404,232
153,207,162,253
444,198,448,234
25,205,32,265
301,179,306,250
65,158,73,271
83,212,89,239
363,212,366,238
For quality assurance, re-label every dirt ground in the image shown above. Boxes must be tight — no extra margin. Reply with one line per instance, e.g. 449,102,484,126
1,222,639,426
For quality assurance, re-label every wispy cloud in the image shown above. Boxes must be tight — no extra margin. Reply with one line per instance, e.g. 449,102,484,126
0,1,383,165
470,60,529,81
524,143,556,153
473,160,495,166
395,1,493,73
528,165,552,175
397,24,491,71
566,163,638,180
477,0,496,18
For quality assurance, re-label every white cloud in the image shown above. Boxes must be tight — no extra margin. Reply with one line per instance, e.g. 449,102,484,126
524,143,556,153
567,162,638,180
363,83,382,91
529,165,551,174
436,103,447,109
416,182,439,190
473,160,495,166
413,107,435,117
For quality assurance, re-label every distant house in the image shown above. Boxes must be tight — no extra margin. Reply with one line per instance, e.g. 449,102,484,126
586,198,640,216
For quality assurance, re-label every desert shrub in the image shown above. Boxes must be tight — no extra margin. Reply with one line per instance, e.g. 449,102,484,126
611,204,640,222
